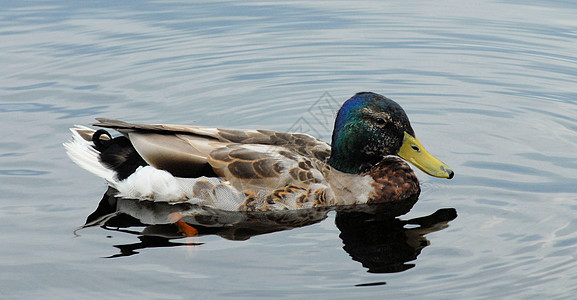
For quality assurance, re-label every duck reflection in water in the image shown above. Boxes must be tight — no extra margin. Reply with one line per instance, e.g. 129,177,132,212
80,188,456,272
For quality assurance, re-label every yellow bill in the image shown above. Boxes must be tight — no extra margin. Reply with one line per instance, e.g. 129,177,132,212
397,131,454,179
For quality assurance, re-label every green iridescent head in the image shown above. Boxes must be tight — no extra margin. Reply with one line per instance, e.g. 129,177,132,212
328,92,453,179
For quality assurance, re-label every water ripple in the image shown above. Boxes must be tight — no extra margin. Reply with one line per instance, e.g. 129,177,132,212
2,0,577,298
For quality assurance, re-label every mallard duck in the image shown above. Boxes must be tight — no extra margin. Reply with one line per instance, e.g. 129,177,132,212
65,92,453,212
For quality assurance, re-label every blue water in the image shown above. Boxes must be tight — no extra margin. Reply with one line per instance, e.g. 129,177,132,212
2,1,577,298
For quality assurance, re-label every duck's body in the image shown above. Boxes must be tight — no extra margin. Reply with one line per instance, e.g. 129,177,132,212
65,92,453,212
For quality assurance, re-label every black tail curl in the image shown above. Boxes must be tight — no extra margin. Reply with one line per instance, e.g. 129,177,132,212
92,129,113,151
92,129,148,180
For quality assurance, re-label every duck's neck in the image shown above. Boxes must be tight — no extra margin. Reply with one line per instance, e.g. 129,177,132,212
328,145,381,174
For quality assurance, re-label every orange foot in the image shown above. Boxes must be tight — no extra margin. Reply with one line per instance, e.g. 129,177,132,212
175,220,199,237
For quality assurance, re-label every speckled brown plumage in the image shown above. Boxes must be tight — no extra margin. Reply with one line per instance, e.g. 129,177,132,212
367,157,421,204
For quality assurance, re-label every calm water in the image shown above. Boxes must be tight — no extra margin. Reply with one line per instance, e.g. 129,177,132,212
2,1,577,298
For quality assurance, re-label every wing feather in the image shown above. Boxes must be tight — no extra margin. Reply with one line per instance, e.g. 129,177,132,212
93,118,332,183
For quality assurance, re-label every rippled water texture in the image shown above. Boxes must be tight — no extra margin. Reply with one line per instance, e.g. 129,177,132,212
2,1,577,298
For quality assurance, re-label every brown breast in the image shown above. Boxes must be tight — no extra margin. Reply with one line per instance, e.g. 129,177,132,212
367,157,420,204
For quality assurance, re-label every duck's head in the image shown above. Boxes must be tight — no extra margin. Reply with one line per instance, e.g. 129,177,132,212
328,92,454,179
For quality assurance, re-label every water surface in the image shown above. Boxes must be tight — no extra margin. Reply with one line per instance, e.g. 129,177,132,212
2,1,577,298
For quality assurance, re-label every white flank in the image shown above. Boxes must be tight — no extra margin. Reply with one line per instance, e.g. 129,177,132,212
114,166,190,202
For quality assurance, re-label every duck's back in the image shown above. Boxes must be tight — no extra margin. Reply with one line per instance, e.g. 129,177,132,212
94,118,332,178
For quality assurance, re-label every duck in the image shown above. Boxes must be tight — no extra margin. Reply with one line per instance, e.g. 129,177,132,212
64,92,453,212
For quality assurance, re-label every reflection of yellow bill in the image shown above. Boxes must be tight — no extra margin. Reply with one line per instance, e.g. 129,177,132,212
397,132,454,179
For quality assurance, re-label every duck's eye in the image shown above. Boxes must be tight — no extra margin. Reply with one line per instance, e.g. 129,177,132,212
375,118,386,125
411,144,420,151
